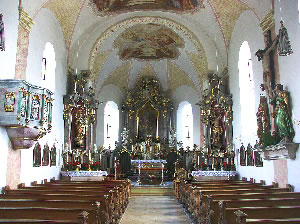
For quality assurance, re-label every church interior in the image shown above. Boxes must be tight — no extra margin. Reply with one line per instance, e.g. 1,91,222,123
1,0,300,223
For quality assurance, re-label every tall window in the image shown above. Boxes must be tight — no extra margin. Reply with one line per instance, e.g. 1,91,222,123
177,101,193,149
104,101,119,149
238,41,256,137
41,42,56,92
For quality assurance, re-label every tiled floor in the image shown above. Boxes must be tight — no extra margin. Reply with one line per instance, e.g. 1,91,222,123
120,195,191,224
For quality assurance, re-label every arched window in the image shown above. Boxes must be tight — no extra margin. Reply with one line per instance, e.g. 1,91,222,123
238,41,256,138
177,101,193,149
104,101,119,149
41,42,56,92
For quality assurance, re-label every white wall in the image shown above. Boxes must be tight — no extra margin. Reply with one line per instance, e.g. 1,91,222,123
274,0,300,191
0,0,19,190
96,84,124,147
0,127,9,189
20,8,67,186
0,0,19,79
229,10,274,185
173,85,201,146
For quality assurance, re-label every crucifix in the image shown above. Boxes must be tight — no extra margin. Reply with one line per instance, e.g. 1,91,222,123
255,21,293,100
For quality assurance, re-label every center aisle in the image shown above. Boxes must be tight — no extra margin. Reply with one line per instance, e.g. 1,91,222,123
120,185,191,224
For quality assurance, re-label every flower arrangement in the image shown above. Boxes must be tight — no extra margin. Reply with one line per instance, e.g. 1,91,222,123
80,163,89,171
200,162,208,171
222,162,236,171
90,161,101,171
65,161,80,171
214,162,221,171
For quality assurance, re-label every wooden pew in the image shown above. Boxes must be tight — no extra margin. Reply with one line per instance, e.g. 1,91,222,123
210,197,300,224
0,208,91,224
0,191,113,223
230,206,300,224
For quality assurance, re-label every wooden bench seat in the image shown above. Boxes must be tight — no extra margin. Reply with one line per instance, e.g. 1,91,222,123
208,197,300,224
246,218,300,223
229,206,300,224
0,208,92,224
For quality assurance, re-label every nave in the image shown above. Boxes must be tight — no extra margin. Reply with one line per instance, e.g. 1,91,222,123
120,185,191,224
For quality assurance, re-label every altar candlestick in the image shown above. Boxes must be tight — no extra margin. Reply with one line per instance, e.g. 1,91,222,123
89,151,91,162
198,156,200,166
137,117,139,136
156,117,159,138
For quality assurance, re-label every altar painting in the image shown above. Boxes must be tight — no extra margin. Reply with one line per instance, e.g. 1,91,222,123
137,102,158,139
113,23,184,60
90,0,203,15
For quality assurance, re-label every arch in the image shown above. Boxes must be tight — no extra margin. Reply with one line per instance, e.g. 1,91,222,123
41,42,56,92
238,41,256,138
104,101,119,149
177,101,193,149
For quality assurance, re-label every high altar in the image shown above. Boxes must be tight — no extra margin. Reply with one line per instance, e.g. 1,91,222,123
121,77,173,158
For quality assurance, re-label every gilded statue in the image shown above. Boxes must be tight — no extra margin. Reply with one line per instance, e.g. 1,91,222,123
256,96,270,142
211,112,224,145
271,84,295,142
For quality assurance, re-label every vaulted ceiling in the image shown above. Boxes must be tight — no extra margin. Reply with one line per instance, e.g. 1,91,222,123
24,0,272,95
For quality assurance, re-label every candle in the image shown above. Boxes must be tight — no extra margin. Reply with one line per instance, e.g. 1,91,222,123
89,151,91,162
198,156,200,166
156,117,158,138
19,0,22,8
137,117,139,136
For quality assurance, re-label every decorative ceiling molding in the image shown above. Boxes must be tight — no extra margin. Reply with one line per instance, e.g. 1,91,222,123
136,63,158,82
186,51,208,88
168,61,197,94
100,61,132,94
208,0,249,48
90,50,112,85
259,10,274,34
88,16,207,72
43,0,84,47
19,8,35,32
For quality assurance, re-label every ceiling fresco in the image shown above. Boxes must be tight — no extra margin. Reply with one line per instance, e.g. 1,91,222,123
88,0,204,16
25,0,271,96
113,23,184,60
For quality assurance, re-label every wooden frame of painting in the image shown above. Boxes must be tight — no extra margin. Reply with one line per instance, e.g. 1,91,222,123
33,142,41,167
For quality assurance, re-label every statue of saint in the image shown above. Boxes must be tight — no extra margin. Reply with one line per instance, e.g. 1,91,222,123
272,84,295,142
0,14,4,51
256,96,270,141
211,112,224,145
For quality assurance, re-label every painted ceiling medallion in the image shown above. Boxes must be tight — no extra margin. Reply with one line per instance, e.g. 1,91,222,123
88,0,204,16
113,23,184,60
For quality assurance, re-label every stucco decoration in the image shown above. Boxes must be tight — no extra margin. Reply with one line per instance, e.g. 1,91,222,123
113,23,184,60
90,50,112,84
168,61,197,94
186,51,208,88
88,0,204,17
209,0,249,47
137,64,157,80
100,61,131,94
89,17,207,72
43,0,84,47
